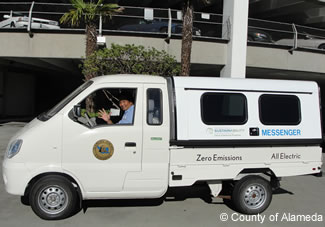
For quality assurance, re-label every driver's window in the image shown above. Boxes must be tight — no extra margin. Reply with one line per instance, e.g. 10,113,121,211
72,88,137,128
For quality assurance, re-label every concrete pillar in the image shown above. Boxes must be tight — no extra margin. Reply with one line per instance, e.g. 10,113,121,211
220,0,249,78
0,71,3,116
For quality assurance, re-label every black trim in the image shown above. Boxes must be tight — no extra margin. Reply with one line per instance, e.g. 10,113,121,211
200,92,248,125
172,175,183,181
125,142,136,147
184,88,312,95
170,139,322,148
318,86,324,144
313,171,323,177
170,77,178,140
259,94,301,126
146,88,163,126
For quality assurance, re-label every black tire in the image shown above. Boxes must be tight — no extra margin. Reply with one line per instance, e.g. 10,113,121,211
10,22,15,28
232,176,272,214
29,176,77,220
318,44,325,50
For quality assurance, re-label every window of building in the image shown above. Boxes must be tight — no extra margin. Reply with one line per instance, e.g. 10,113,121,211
201,93,247,125
259,94,301,125
147,88,162,125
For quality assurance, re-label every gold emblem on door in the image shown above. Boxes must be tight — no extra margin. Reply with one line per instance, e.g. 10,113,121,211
93,139,114,160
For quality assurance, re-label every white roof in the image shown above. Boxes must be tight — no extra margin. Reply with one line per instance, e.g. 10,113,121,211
91,74,166,84
173,76,318,93
91,75,318,93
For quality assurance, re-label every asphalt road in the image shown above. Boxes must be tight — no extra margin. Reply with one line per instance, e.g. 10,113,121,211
0,122,324,227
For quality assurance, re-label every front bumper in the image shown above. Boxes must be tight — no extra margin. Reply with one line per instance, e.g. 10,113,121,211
2,159,30,195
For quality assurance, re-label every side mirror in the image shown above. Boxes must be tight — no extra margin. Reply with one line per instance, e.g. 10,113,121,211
74,104,81,118
3,15,10,19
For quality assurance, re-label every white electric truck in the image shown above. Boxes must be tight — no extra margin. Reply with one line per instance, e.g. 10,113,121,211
2,75,323,220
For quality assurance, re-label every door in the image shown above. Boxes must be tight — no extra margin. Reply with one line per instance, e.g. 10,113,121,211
61,83,143,193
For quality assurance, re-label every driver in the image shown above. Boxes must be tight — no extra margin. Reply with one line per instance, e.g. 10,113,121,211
98,93,134,124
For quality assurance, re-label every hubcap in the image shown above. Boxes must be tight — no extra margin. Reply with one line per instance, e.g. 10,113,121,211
243,183,267,209
38,185,68,215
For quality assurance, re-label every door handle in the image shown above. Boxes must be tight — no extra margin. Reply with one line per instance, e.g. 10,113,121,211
125,142,136,147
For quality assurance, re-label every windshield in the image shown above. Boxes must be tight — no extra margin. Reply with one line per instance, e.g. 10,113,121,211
38,80,93,121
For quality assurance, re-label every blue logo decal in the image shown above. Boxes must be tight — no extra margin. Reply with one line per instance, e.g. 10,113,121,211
97,146,110,154
261,129,301,136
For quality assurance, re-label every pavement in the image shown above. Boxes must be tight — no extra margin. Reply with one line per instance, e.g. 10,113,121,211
0,122,325,227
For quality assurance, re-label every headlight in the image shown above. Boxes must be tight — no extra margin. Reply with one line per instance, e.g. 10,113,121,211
7,139,23,159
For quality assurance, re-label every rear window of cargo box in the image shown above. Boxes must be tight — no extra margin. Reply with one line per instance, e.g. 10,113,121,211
201,93,247,125
259,94,301,125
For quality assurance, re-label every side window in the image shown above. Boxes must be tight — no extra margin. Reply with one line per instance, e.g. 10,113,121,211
72,88,136,127
201,93,247,125
259,94,301,125
147,88,163,125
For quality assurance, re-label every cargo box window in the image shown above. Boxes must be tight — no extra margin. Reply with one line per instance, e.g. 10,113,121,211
259,94,301,125
147,88,162,125
201,93,247,125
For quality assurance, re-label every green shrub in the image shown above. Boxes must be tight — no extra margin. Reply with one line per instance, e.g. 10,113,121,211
82,43,180,77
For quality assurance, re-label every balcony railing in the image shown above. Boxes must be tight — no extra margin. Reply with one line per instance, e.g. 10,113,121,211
1,1,325,52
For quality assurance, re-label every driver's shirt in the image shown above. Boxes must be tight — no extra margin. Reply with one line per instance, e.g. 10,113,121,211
117,105,134,124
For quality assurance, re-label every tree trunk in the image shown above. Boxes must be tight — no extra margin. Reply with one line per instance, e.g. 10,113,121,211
86,94,95,114
85,22,98,81
85,22,97,113
180,0,193,76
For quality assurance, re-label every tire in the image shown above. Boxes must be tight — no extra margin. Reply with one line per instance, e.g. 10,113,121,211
29,176,77,220
318,44,325,50
232,176,272,214
10,22,15,28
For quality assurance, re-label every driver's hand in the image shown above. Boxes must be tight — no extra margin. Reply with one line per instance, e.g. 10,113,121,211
98,108,111,122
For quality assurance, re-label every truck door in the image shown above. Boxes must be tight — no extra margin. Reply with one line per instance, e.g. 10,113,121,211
119,84,170,197
61,83,143,193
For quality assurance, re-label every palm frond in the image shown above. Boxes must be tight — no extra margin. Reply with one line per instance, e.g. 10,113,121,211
61,0,123,26
71,0,86,10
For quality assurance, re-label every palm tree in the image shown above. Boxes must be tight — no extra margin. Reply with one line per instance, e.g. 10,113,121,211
180,0,193,76
61,0,123,112
61,0,123,80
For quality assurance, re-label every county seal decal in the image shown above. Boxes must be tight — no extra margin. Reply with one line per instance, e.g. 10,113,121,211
93,139,114,160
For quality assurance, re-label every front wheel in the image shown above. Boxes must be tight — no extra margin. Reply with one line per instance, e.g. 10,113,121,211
29,176,77,220
232,176,272,214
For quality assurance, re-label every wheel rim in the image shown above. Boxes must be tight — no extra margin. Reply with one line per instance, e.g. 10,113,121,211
243,183,267,209
37,185,68,215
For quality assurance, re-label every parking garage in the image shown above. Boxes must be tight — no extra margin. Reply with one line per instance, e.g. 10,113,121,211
2,0,325,122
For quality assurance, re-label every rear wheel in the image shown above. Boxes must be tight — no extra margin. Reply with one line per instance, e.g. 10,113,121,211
232,176,272,214
29,176,77,220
